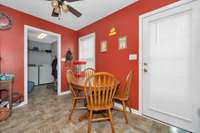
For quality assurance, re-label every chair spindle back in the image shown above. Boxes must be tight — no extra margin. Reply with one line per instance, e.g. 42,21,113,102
124,70,133,100
66,69,77,97
84,72,118,108
84,68,95,79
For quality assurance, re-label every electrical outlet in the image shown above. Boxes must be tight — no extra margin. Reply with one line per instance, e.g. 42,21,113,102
129,54,137,60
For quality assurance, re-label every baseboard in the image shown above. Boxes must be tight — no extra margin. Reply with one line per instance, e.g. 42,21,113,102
15,90,71,109
59,90,71,96
114,102,142,116
14,101,27,109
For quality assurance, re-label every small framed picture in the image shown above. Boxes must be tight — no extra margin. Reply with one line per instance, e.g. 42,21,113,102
100,40,107,52
118,36,127,50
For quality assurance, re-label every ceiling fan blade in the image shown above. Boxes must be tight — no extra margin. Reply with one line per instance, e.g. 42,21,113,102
51,8,59,17
67,5,82,17
64,0,81,2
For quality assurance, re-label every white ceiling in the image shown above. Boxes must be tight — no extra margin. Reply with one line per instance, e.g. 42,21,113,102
28,29,57,44
0,0,137,30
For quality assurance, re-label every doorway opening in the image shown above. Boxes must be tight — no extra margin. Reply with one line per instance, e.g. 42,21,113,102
24,25,61,105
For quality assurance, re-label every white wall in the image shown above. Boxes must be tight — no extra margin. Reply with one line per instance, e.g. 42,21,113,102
28,40,54,65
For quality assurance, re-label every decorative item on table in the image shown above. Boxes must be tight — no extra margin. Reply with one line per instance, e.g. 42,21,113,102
100,40,107,52
118,36,127,50
0,12,13,30
73,60,86,78
0,74,13,80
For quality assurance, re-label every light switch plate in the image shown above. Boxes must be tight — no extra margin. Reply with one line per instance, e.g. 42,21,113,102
129,54,137,60
61,57,66,62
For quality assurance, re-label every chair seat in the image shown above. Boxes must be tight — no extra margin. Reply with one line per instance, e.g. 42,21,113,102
113,96,128,101
87,103,113,111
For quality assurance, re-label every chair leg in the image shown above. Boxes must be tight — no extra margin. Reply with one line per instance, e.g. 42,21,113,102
108,109,115,133
122,101,128,124
88,110,93,133
126,101,132,113
68,99,77,120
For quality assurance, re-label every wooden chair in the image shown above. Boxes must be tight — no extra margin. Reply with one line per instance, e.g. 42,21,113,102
113,70,133,124
66,69,86,120
84,72,118,133
84,68,95,78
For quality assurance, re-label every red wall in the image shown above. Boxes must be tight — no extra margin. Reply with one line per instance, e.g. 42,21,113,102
78,0,177,109
0,5,78,95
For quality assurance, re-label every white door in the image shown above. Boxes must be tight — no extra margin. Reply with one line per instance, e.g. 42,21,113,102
141,1,200,132
39,64,53,84
28,66,38,85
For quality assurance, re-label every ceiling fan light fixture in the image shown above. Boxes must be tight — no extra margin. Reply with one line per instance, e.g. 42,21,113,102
50,0,82,18
51,0,58,8
54,7,60,14
62,4,69,13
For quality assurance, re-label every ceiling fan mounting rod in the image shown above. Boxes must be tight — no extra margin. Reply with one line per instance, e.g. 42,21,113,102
58,0,64,7
59,0,65,4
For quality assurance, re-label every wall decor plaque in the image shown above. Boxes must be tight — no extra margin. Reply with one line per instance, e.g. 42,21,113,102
109,27,117,36
100,40,107,52
118,36,127,50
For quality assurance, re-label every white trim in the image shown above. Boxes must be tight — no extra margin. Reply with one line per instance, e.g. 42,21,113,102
59,90,71,96
138,15,143,114
23,25,62,106
114,102,186,130
140,0,195,19
24,26,28,105
78,32,96,69
138,0,196,116
114,102,142,116
13,101,26,109
142,115,183,130
150,107,192,122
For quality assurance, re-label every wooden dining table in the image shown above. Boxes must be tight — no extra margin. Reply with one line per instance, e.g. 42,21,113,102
70,77,120,121
71,77,87,91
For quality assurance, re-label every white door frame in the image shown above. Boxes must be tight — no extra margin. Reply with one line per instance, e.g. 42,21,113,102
23,25,62,105
139,0,196,115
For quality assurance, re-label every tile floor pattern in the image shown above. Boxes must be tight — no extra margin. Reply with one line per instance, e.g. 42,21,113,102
0,85,190,133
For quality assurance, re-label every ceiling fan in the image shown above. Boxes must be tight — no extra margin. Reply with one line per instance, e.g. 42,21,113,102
47,0,82,18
